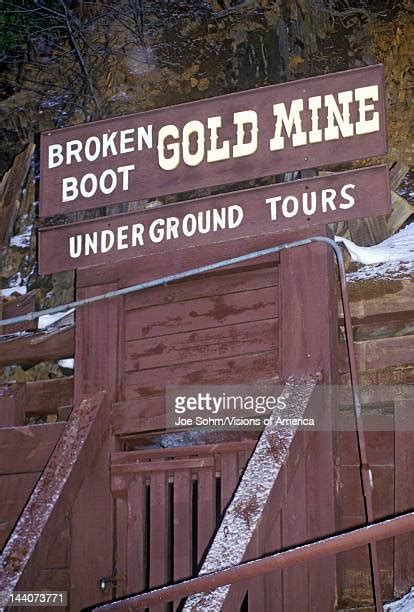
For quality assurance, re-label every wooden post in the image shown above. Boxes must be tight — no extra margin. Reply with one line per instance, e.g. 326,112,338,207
279,224,338,610
70,278,122,610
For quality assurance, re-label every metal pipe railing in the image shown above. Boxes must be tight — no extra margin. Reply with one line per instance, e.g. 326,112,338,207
92,511,414,610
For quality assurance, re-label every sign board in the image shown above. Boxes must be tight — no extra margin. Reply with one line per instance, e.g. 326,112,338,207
38,165,390,274
39,65,386,218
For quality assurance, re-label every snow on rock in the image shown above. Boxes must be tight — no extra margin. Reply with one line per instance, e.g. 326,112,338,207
1,272,27,298
385,586,414,611
336,223,414,282
9,225,33,248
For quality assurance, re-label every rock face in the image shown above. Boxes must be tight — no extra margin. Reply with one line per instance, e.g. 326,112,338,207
0,0,412,385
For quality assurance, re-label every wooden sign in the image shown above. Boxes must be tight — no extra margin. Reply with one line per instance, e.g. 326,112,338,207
38,165,390,274
39,65,386,217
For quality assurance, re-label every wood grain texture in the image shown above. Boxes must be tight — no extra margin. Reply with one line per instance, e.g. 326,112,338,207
0,325,74,368
0,422,64,475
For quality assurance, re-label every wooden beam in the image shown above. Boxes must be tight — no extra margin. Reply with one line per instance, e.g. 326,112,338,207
0,392,105,599
25,377,74,417
1,291,37,335
0,422,64,475
70,276,121,609
339,278,414,323
0,325,74,368
279,224,337,610
339,335,414,374
0,144,34,246
0,384,26,427
389,161,409,191
183,377,317,610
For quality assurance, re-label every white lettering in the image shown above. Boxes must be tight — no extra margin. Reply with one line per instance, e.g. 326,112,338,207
182,120,205,167
339,183,355,209
157,125,180,171
207,116,230,162
270,99,306,150
233,110,258,158
101,230,114,253
324,91,354,140
120,129,135,154
69,235,82,258
117,164,135,190
355,85,379,134
49,144,63,169
84,136,101,161
62,176,78,202
117,226,129,249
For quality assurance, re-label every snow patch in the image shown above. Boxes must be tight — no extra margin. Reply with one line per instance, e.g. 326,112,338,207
58,358,74,369
385,586,414,611
9,226,33,248
336,223,414,282
38,309,75,330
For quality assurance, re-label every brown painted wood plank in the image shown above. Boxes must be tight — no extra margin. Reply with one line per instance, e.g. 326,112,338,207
112,441,256,464
113,457,214,475
125,265,278,311
0,422,64,475
220,452,239,513
173,470,192,610
25,377,74,417
77,233,280,290
0,392,106,599
71,279,120,610
197,467,215,565
126,475,145,594
0,384,25,427
282,458,309,611
0,472,40,549
125,286,279,341
124,349,279,401
125,318,278,372
338,335,414,373
149,471,169,612
262,511,283,611
2,291,37,334
115,495,128,597
0,325,74,368
394,397,414,598
341,279,414,323
279,225,337,609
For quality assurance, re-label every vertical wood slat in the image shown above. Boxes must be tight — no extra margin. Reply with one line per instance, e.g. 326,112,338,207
220,452,239,513
282,457,308,611
127,475,145,594
263,511,283,611
115,494,128,598
245,531,266,612
197,467,215,565
394,396,414,597
173,470,192,611
149,471,168,612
